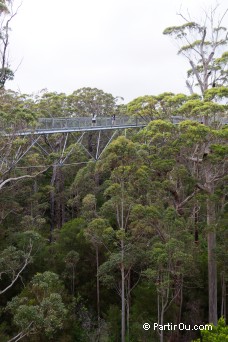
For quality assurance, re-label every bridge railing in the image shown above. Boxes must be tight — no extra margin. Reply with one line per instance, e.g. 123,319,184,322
36,116,146,131
1,115,227,135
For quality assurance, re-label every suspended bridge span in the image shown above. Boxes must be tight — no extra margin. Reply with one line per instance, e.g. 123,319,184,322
1,115,227,163
12,116,147,136
2,115,227,136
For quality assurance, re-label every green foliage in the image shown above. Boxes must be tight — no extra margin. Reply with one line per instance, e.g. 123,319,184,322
57,218,86,252
68,87,118,117
178,99,225,120
193,317,228,342
0,231,45,296
163,22,201,36
0,64,227,342
0,2,9,13
69,162,97,212
204,86,228,101
85,218,113,246
65,250,80,269
7,271,67,339
127,93,189,121
104,305,121,341
0,246,28,279
163,6,228,95
0,68,14,86
81,194,97,221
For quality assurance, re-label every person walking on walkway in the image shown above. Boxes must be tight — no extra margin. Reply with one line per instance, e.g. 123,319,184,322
111,114,116,125
92,114,97,126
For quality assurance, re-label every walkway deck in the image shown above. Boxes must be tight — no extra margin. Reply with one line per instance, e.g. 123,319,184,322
14,116,147,136
2,115,227,136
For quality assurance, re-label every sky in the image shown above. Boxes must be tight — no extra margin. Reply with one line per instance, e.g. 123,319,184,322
6,0,228,103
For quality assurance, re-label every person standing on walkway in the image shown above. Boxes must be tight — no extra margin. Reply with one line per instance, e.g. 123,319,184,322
111,114,116,125
92,114,97,126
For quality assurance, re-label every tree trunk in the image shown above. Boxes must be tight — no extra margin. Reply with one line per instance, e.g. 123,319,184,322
221,271,227,319
207,195,217,325
220,271,226,319
56,167,61,229
170,275,183,342
50,164,57,243
72,265,75,296
126,271,131,342
121,238,125,342
88,133,93,152
60,168,65,226
96,246,101,337
58,167,65,228
194,203,199,244
160,297,164,342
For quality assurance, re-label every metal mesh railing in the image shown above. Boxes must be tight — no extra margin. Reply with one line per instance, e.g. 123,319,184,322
36,116,145,131
1,115,227,135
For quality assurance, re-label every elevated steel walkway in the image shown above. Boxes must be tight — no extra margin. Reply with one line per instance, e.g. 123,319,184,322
1,115,227,166
0,116,148,164
1,115,227,136
14,116,147,136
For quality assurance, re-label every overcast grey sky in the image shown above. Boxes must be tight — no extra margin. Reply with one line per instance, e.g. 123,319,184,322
7,0,227,103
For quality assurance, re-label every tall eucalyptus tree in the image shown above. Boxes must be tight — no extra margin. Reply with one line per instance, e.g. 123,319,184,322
163,5,228,96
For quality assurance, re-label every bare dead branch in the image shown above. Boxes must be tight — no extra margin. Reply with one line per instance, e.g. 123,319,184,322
0,167,49,190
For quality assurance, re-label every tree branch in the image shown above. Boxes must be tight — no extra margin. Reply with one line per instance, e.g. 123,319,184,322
0,167,49,190
7,322,33,342
0,241,33,295
178,189,199,210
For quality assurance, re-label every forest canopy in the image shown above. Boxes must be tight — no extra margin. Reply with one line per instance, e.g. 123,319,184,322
0,2,227,342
